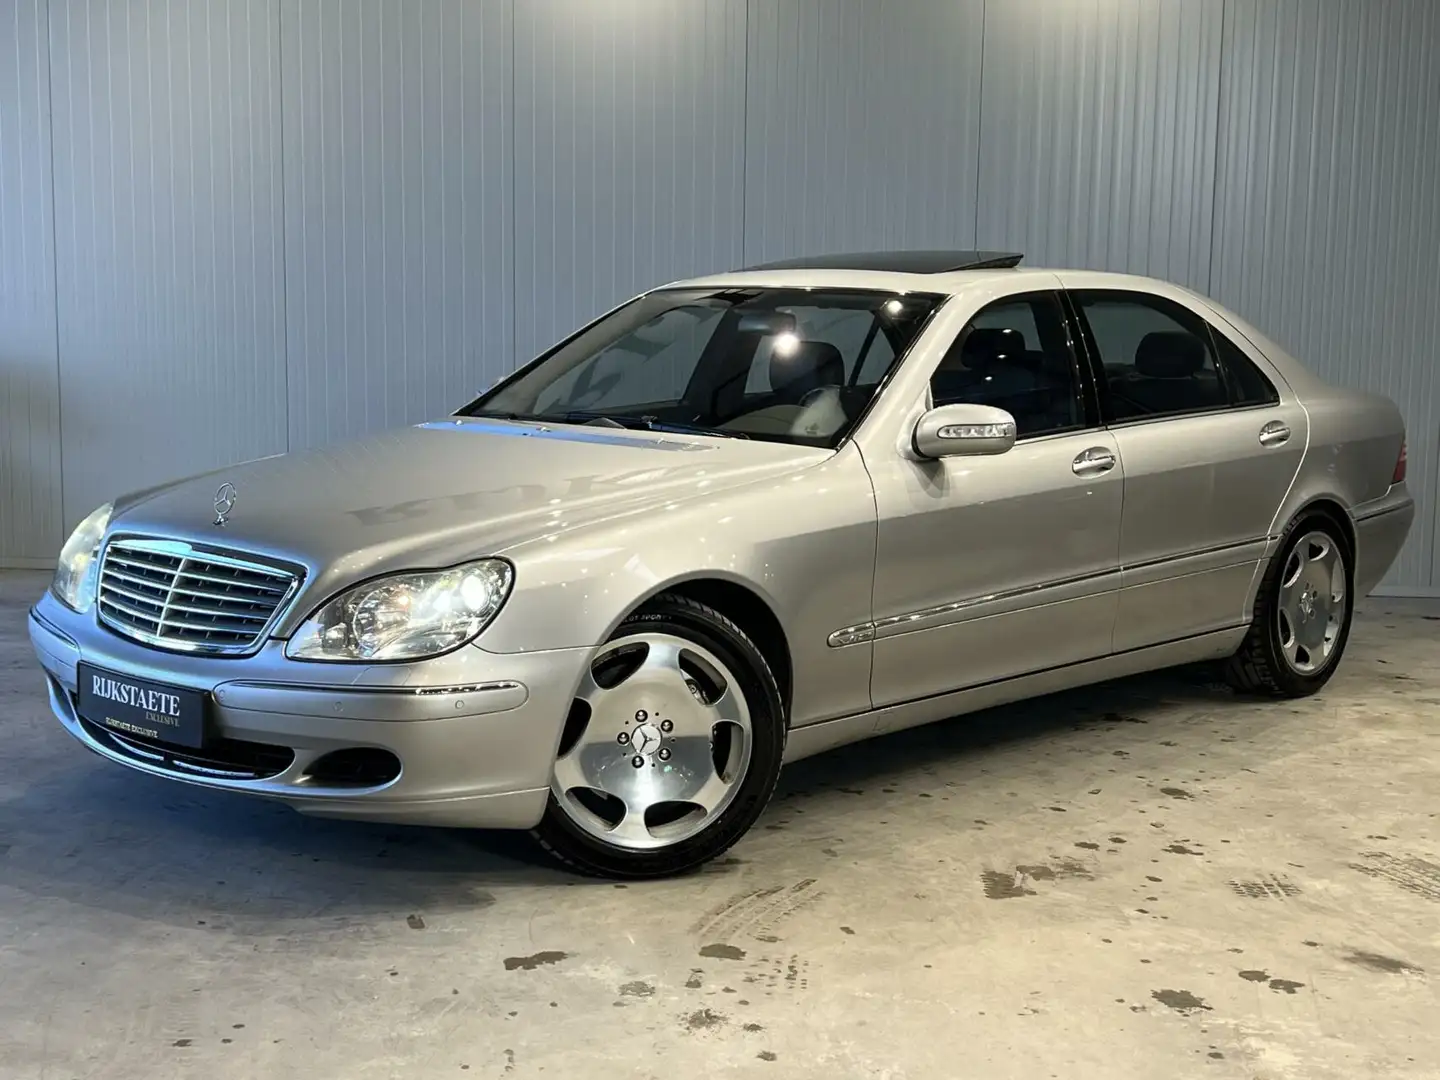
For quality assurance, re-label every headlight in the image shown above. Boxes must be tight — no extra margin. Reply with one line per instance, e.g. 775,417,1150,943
52,503,113,613
286,560,514,661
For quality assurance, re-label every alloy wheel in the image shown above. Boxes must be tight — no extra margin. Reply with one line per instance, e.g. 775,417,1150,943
1275,530,1347,676
550,632,753,851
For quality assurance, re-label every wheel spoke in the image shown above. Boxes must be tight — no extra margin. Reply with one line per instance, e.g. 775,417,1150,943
1279,617,1300,666
688,771,732,816
575,666,612,709
1326,552,1346,604
709,684,750,731
1279,575,1303,613
552,749,588,794
637,636,687,682
607,800,655,846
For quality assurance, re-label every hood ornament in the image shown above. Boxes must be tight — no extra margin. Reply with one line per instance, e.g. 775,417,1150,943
213,482,237,526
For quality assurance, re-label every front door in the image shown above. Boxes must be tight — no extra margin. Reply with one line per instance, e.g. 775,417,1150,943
863,290,1124,708
1065,286,1307,651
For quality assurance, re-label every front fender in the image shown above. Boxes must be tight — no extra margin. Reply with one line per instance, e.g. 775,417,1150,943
476,443,880,727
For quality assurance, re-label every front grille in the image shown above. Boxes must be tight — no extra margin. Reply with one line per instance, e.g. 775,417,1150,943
98,538,300,655
79,717,295,780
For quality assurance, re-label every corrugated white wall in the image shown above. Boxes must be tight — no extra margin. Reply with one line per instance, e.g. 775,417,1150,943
513,0,747,360
742,0,984,265
0,0,62,566
1,0,1436,591
280,0,513,450
975,0,1223,291
1210,0,1440,592
47,0,289,531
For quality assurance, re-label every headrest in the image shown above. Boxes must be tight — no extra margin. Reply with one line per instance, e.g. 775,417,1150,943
1135,331,1206,378
960,327,1025,371
770,339,845,393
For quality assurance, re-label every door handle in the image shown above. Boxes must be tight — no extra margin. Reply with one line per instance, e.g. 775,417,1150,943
1258,421,1291,447
1072,446,1116,476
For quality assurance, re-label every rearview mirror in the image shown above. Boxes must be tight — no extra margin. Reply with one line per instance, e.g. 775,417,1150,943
736,310,798,336
913,403,1017,459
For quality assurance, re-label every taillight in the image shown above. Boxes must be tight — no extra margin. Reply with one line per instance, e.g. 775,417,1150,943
1393,437,1407,485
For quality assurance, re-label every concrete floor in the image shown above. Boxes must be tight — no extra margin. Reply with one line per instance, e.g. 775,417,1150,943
2,570,1438,1079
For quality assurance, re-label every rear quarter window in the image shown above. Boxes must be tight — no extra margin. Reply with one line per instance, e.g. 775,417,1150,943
1210,326,1280,406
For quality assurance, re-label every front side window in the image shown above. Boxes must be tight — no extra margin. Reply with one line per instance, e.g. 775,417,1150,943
929,291,1086,439
463,288,943,448
1071,291,1227,421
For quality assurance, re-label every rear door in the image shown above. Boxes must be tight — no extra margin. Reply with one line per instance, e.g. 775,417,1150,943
1064,283,1306,651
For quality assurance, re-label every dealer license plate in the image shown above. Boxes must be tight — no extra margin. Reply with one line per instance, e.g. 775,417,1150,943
76,663,209,749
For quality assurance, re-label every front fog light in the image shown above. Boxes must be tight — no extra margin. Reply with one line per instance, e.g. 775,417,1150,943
287,559,514,661
52,503,113,613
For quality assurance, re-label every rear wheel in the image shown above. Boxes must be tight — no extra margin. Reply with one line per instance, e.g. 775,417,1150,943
531,594,786,878
1225,515,1353,697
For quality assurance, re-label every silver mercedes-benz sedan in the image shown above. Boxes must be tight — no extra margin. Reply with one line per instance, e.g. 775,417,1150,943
30,250,1414,877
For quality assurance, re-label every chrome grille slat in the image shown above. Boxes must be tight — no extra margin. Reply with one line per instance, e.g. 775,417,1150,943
104,566,181,592
99,581,168,609
99,594,166,624
98,539,301,655
106,554,183,573
156,613,271,635
174,567,289,593
166,583,280,606
151,598,270,622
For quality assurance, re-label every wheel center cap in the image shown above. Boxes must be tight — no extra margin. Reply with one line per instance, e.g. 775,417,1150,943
1298,588,1316,620
631,722,663,756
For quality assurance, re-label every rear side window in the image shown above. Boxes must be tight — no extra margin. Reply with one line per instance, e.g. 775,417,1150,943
1210,326,1280,406
1071,291,1226,421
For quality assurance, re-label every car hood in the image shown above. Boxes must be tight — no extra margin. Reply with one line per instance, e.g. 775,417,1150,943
111,417,827,619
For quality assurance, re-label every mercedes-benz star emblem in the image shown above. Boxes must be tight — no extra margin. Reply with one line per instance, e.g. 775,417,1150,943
631,723,661,755
213,482,237,526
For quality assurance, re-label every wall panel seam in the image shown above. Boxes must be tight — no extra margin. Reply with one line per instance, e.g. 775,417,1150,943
44,0,64,539
509,0,517,371
276,0,289,455
739,0,750,267
1206,0,1228,297
972,0,986,249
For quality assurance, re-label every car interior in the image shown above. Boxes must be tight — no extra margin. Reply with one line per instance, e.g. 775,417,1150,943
1103,330,1227,419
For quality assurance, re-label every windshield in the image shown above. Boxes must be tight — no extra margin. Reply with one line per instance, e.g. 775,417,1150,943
461,287,945,448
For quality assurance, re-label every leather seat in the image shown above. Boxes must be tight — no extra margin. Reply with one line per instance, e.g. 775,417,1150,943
770,340,845,403
932,327,1076,434
1122,331,1225,414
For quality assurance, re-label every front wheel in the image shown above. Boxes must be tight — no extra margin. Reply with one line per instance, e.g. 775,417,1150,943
531,594,786,878
1224,515,1353,697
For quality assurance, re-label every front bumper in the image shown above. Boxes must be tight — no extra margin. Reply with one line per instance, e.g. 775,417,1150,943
28,592,591,829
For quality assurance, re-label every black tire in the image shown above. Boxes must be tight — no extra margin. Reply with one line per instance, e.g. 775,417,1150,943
1224,513,1354,697
531,593,786,879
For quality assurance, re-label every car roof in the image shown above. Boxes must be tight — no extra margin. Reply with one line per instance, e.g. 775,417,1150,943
657,255,1318,395
662,257,1175,298
664,263,1055,295
740,249,1025,273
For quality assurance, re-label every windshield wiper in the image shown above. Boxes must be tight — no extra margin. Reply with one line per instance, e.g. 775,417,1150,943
571,412,748,439
473,409,746,439
640,418,748,440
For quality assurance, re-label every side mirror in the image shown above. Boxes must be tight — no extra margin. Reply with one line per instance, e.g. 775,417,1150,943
913,403,1017,459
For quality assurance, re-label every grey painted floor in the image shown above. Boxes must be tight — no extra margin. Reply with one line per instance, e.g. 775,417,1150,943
2,569,1438,1079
